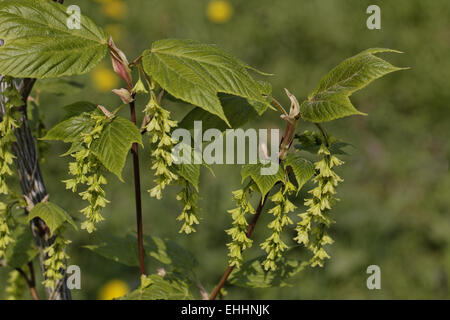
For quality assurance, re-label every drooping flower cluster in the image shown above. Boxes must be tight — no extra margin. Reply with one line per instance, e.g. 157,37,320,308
0,202,13,259
294,144,344,267
63,113,109,233
176,179,200,234
145,96,178,199
42,233,71,290
6,270,26,300
0,83,21,195
226,188,255,268
260,181,296,271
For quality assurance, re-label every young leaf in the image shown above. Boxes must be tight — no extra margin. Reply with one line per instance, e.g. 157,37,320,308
142,39,270,125
84,233,140,267
246,81,273,115
179,94,259,132
0,0,108,78
5,226,39,269
229,253,308,288
143,235,198,272
241,163,285,197
171,145,209,191
174,163,201,191
295,130,352,155
121,275,193,300
44,112,142,180
284,153,315,192
301,48,406,122
85,233,198,273
62,101,97,120
91,117,143,181
33,79,84,96
28,202,77,236
42,113,94,143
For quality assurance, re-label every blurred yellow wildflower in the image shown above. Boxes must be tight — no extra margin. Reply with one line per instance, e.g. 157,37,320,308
91,65,119,92
98,279,129,300
207,0,233,24
100,0,127,20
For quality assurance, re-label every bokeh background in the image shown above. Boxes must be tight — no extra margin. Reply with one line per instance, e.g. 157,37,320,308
1,0,449,299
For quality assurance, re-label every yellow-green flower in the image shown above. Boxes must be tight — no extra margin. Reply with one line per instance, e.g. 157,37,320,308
261,182,296,271
145,97,178,200
295,143,343,267
63,113,110,233
0,202,13,259
0,80,21,195
176,179,200,234
226,188,255,268
43,234,71,290
6,270,26,300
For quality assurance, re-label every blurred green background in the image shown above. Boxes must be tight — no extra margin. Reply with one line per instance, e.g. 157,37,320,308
1,0,449,300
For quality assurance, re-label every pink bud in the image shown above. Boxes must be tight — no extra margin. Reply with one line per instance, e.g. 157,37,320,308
112,88,134,104
157,268,166,277
108,37,133,90
97,105,114,118
284,88,300,121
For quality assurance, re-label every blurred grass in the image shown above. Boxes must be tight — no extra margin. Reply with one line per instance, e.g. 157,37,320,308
1,0,449,299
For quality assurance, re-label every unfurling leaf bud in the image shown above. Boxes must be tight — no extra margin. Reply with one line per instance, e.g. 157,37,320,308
97,105,114,119
280,88,300,123
112,88,134,104
108,37,133,90
279,89,301,160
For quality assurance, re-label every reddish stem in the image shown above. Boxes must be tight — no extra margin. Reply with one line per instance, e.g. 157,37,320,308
16,263,39,300
129,98,146,276
209,195,268,300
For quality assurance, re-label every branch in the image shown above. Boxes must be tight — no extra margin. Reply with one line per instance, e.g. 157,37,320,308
209,195,268,300
314,123,329,147
18,78,36,102
16,263,39,300
0,76,71,299
27,262,39,300
129,96,146,276
210,90,303,299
